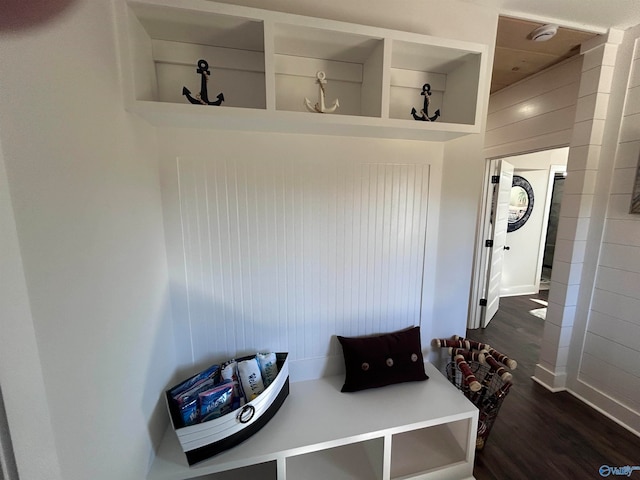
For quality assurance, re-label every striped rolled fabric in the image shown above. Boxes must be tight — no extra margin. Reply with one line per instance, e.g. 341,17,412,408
451,335,472,350
487,347,518,370
484,355,512,382
454,355,482,392
432,337,469,350
453,335,491,353
448,348,486,364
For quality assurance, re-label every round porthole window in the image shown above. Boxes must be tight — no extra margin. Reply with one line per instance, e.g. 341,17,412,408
507,175,534,232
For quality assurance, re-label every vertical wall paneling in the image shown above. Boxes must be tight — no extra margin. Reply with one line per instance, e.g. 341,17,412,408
176,155,431,369
532,33,623,394
578,35,640,421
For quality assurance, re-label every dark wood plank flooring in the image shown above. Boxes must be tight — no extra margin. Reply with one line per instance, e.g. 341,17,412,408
465,292,640,480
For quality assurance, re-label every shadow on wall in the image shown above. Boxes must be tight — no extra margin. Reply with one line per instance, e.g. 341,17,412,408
146,281,285,457
0,385,19,479
0,0,79,31
142,286,178,461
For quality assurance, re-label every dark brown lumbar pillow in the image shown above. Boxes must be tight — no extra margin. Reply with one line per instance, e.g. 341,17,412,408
337,326,428,392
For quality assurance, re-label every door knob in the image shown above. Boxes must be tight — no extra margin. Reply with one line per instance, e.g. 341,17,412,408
504,246,510,250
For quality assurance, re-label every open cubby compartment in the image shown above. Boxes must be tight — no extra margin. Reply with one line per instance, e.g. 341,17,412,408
389,39,482,125
390,419,471,480
285,437,385,480
126,1,266,109
272,22,385,117
191,461,277,480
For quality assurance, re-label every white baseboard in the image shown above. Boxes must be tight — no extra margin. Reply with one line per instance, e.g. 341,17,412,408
532,368,640,438
532,363,567,392
500,285,538,297
569,378,640,438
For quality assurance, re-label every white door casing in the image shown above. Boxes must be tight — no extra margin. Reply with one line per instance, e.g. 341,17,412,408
482,160,513,328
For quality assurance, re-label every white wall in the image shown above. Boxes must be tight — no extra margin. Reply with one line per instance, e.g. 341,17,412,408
572,28,640,433
485,56,582,159
213,0,498,44
486,28,640,433
434,135,489,340
159,130,445,378
0,138,61,480
501,169,551,295
153,0,498,376
0,2,176,479
500,149,568,297
0,0,499,477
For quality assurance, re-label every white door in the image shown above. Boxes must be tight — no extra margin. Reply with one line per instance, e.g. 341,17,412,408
482,160,513,328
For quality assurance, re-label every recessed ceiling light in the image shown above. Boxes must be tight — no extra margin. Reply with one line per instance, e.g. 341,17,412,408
529,24,558,42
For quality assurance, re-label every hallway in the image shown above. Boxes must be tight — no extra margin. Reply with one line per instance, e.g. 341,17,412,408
467,294,640,479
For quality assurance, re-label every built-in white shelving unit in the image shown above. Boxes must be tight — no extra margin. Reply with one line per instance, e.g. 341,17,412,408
146,362,478,480
119,0,488,141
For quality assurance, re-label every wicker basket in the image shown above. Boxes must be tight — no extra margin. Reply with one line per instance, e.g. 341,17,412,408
446,359,512,450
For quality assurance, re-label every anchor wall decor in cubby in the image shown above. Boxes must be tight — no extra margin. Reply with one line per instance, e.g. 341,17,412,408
272,23,385,117
389,39,482,125
118,0,488,141
125,1,267,110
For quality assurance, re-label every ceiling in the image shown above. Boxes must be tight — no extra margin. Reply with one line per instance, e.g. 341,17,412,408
491,16,599,93
463,0,640,94
460,0,640,32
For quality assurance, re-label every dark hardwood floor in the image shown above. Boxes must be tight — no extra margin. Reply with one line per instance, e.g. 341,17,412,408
465,292,640,480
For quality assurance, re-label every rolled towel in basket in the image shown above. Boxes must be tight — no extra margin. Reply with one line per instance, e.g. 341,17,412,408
484,355,513,381
433,336,491,353
449,347,486,363
487,347,518,370
453,335,491,352
454,355,482,392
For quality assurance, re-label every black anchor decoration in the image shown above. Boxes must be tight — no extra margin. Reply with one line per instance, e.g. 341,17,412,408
411,83,440,122
182,59,225,106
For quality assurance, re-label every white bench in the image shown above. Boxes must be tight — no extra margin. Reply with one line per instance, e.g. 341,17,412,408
147,362,478,480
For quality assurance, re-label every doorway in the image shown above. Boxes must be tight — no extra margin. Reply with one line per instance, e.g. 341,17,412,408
469,148,568,330
540,172,566,290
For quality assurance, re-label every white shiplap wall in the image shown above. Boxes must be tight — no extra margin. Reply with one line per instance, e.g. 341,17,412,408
175,152,433,373
485,56,582,158
579,39,640,418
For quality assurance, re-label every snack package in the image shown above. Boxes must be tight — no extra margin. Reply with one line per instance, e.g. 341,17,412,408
174,377,217,406
237,357,265,401
179,398,199,427
257,352,279,387
169,363,220,400
221,360,244,408
199,383,234,422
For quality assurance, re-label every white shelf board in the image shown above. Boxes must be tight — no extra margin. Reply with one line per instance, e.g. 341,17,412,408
391,40,478,74
273,23,383,63
129,1,264,52
131,101,478,141
286,438,384,480
390,424,468,480
146,362,477,480
123,0,487,141
193,461,277,480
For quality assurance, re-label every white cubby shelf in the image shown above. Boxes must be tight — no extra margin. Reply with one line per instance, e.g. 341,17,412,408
146,362,478,480
119,0,488,141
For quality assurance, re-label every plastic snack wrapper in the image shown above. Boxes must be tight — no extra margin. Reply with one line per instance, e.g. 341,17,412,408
169,363,220,400
237,357,265,401
199,383,235,422
179,398,199,427
221,360,244,408
257,352,279,387
174,377,217,406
